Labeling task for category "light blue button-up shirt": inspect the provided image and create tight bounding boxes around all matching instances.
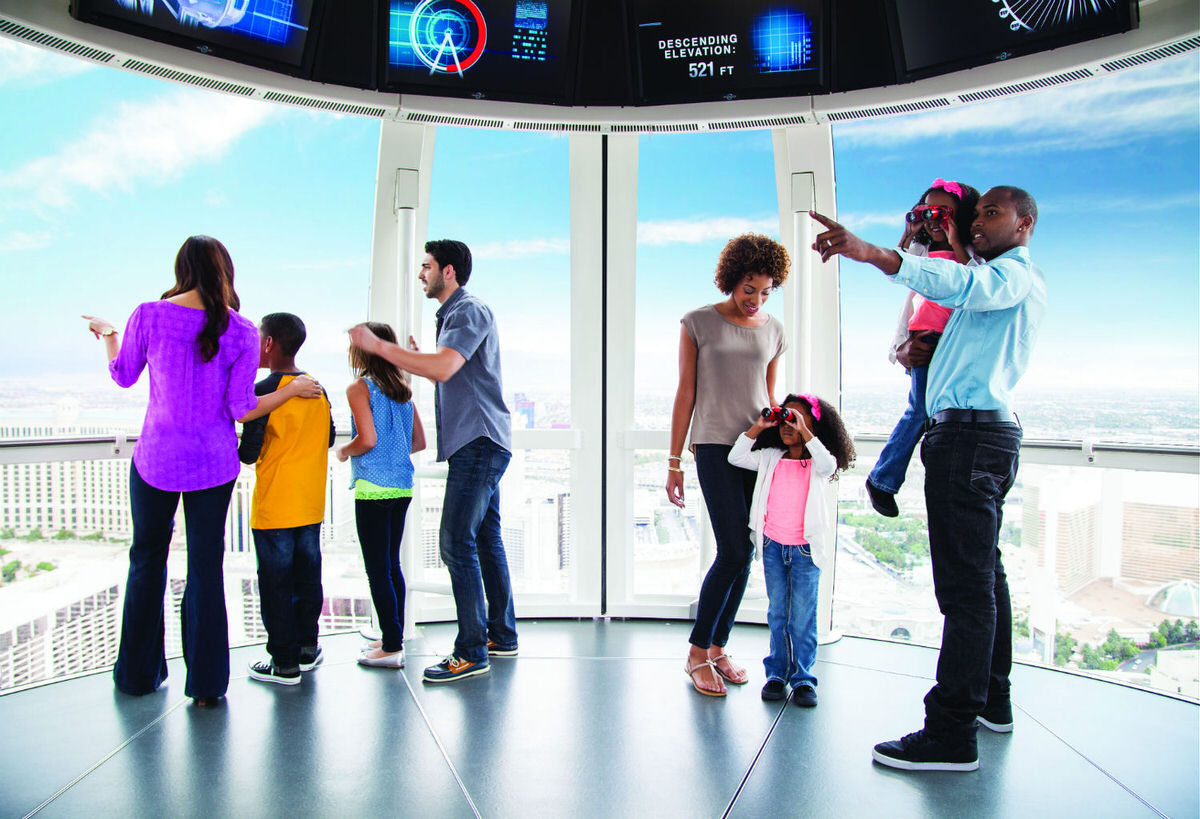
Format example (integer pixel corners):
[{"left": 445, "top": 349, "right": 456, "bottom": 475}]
[
  {"left": 891, "top": 246, "right": 1046, "bottom": 417},
  {"left": 434, "top": 287, "right": 512, "bottom": 461}
]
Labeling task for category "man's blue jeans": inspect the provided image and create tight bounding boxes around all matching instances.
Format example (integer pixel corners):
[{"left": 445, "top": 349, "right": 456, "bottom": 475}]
[
  {"left": 252, "top": 523, "right": 323, "bottom": 669},
  {"left": 440, "top": 437, "right": 517, "bottom": 663},
  {"left": 868, "top": 364, "right": 929, "bottom": 494},
  {"left": 115, "top": 462, "right": 234, "bottom": 699},
  {"left": 762, "top": 536, "right": 820, "bottom": 689},
  {"left": 920, "top": 419, "right": 1020, "bottom": 740}
]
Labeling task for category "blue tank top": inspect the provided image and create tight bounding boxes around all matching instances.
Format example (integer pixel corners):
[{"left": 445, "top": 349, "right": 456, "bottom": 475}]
[{"left": 349, "top": 377, "right": 414, "bottom": 492}]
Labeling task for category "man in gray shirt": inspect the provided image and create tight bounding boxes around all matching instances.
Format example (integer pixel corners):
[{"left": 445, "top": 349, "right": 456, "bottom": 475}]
[{"left": 349, "top": 239, "right": 515, "bottom": 683}]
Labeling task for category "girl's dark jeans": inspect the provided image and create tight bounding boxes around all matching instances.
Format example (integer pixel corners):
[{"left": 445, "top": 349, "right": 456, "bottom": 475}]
[{"left": 355, "top": 496, "right": 412, "bottom": 653}]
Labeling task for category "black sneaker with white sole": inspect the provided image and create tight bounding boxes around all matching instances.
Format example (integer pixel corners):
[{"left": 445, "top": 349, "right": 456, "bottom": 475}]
[
  {"left": 298, "top": 645, "right": 324, "bottom": 671},
  {"left": 872, "top": 730, "right": 978, "bottom": 772},
  {"left": 248, "top": 660, "right": 301, "bottom": 686},
  {"left": 977, "top": 699, "right": 1013, "bottom": 733}
]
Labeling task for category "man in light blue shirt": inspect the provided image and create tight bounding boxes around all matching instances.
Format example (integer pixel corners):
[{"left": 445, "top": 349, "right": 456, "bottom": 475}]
[
  {"left": 349, "top": 239, "right": 516, "bottom": 684},
  {"left": 812, "top": 186, "right": 1045, "bottom": 772}
]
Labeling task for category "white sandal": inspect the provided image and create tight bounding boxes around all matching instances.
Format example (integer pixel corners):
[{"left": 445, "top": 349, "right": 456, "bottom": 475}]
[{"left": 684, "top": 659, "right": 727, "bottom": 697}]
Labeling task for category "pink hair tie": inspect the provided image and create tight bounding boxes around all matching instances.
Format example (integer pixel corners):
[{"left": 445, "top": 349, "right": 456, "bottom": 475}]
[
  {"left": 932, "top": 178, "right": 964, "bottom": 200},
  {"left": 798, "top": 394, "right": 821, "bottom": 421}
]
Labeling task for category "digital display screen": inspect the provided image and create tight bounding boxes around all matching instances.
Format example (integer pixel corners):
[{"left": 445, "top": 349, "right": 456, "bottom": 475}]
[
  {"left": 632, "top": 0, "right": 826, "bottom": 104},
  {"left": 71, "top": 0, "right": 315, "bottom": 70},
  {"left": 892, "top": 0, "right": 1134, "bottom": 79},
  {"left": 382, "top": 0, "right": 576, "bottom": 103}
]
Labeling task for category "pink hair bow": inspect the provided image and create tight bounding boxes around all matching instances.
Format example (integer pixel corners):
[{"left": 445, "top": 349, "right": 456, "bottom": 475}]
[
  {"left": 798, "top": 394, "right": 821, "bottom": 421},
  {"left": 932, "top": 178, "right": 964, "bottom": 200}
]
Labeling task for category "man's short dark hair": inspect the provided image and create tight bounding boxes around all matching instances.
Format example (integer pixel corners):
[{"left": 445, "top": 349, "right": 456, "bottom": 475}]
[
  {"left": 991, "top": 186, "right": 1038, "bottom": 232},
  {"left": 425, "top": 239, "right": 473, "bottom": 285},
  {"left": 261, "top": 312, "right": 306, "bottom": 357}
]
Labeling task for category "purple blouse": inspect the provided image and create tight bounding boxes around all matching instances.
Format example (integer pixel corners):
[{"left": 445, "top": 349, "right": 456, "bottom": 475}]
[{"left": 109, "top": 301, "right": 259, "bottom": 492}]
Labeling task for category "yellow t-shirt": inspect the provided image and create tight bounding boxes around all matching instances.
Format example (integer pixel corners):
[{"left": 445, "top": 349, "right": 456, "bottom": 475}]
[{"left": 242, "top": 372, "right": 334, "bottom": 530}]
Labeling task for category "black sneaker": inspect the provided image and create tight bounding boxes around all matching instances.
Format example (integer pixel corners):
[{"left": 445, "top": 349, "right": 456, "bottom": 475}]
[
  {"left": 866, "top": 480, "right": 899, "bottom": 517},
  {"left": 872, "top": 730, "right": 978, "bottom": 772},
  {"left": 791, "top": 684, "right": 818, "bottom": 707},
  {"left": 761, "top": 680, "right": 786, "bottom": 701},
  {"left": 248, "top": 660, "right": 301, "bottom": 687},
  {"left": 977, "top": 699, "right": 1013, "bottom": 733},
  {"left": 298, "top": 645, "right": 323, "bottom": 671}
]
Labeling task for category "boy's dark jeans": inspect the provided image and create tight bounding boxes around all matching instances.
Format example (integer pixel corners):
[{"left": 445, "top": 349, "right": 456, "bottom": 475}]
[
  {"left": 689, "top": 444, "right": 756, "bottom": 649},
  {"left": 920, "top": 420, "right": 1019, "bottom": 740},
  {"left": 115, "top": 462, "right": 234, "bottom": 699},
  {"left": 252, "top": 523, "right": 323, "bottom": 669}
]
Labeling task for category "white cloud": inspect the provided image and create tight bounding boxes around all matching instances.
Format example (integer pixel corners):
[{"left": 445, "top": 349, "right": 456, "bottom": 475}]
[
  {"left": 638, "top": 215, "right": 778, "bottom": 245},
  {"left": 473, "top": 238, "right": 571, "bottom": 259},
  {"left": 836, "top": 54, "right": 1199, "bottom": 151},
  {"left": 0, "top": 230, "right": 54, "bottom": 251},
  {"left": 0, "top": 39, "right": 96, "bottom": 87},
  {"left": 0, "top": 88, "right": 276, "bottom": 210},
  {"left": 840, "top": 211, "right": 906, "bottom": 232}
]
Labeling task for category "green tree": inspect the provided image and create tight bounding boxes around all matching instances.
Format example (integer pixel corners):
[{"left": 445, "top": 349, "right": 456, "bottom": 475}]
[
  {"left": 53, "top": 529, "right": 76, "bottom": 540},
  {"left": 1054, "top": 632, "right": 1077, "bottom": 667},
  {"left": 35, "top": 561, "right": 56, "bottom": 573},
  {"left": 1012, "top": 613, "right": 1030, "bottom": 640},
  {"left": 82, "top": 531, "right": 106, "bottom": 541},
  {"left": 0, "top": 526, "right": 14, "bottom": 539},
  {"left": 1185, "top": 620, "right": 1199, "bottom": 643},
  {"left": 22, "top": 527, "right": 44, "bottom": 542},
  {"left": 2, "top": 560, "right": 20, "bottom": 583},
  {"left": 1100, "top": 629, "right": 1138, "bottom": 663},
  {"left": 1147, "top": 631, "right": 1167, "bottom": 649}
]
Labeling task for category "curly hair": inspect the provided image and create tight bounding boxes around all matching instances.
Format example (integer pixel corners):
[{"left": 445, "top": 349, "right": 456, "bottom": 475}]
[
  {"left": 714, "top": 233, "right": 790, "bottom": 294},
  {"left": 752, "top": 394, "right": 856, "bottom": 480}
]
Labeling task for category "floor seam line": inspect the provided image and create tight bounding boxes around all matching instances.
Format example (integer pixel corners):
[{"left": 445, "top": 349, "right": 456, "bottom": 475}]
[
  {"left": 1018, "top": 707, "right": 1168, "bottom": 818},
  {"left": 22, "top": 697, "right": 189, "bottom": 819},
  {"left": 400, "top": 671, "right": 484, "bottom": 819},
  {"left": 721, "top": 698, "right": 789, "bottom": 819}
]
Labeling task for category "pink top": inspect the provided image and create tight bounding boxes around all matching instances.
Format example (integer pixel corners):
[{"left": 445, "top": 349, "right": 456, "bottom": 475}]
[
  {"left": 109, "top": 300, "right": 260, "bottom": 492},
  {"left": 762, "top": 457, "right": 812, "bottom": 545},
  {"left": 907, "top": 250, "right": 956, "bottom": 333}
]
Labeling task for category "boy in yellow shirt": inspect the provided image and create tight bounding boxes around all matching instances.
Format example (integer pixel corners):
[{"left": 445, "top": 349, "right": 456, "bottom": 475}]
[{"left": 239, "top": 313, "right": 335, "bottom": 685}]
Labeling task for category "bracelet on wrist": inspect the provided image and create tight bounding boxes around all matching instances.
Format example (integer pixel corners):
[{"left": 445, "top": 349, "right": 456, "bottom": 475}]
[
  {"left": 667, "top": 466, "right": 683, "bottom": 474},
  {"left": 667, "top": 455, "right": 681, "bottom": 462}
]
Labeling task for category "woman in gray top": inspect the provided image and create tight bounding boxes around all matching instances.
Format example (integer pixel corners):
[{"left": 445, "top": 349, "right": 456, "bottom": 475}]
[{"left": 668, "top": 234, "right": 790, "bottom": 696}]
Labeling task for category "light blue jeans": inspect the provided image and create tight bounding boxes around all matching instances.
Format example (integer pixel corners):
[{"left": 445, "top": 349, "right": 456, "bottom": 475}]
[{"left": 762, "top": 535, "right": 820, "bottom": 689}]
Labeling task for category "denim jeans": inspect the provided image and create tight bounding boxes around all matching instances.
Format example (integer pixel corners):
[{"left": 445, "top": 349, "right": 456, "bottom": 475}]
[
  {"left": 762, "top": 536, "right": 820, "bottom": 688},
  {"left": 114, "top": 462, "right": 234, "bottom": 699},
  {"left": 355, "top": 497, "right": 411, "bottom": 653},
  {"left": 868, "top": 364, "right": 929, "bottom": 494},
  {"left": 441, "top": 437, "right": 516, "bottom": 663},
  {"left": 921, "top": 420, "right": 1020, "bottom": 740},
  {"left": 252, "top": 523, "right": 323, "bottom": 669},
  {"left": 689, "top": 444, "right": 756, "bottom": 649}
]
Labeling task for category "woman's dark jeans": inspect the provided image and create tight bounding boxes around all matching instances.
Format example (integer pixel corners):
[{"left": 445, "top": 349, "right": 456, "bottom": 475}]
[
  {"left": 355, "top": 497, "right": 412, "bottom": 653},
  {"left": 689, "top": 444, "right": 757, "bottom": 649},
  {"left": 114, "top": 462, "right": 235, "bottom": 699}
]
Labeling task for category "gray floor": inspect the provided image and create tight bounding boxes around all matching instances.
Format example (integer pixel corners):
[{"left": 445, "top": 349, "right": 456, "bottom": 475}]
[{"left": 1, "top": 620, "right": 1196, "bottom": 818}]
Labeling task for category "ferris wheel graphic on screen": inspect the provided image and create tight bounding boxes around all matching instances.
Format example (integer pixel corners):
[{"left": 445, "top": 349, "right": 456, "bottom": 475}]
[
  {"left": 993, "top": 0, "right": 1117, "bottom": 32},
  {"left": 409, "top": 0, "right": 488, "bottom": 76}
]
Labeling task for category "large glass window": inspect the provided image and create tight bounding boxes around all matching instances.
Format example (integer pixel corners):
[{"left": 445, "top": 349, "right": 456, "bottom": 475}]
[{"left": 830, "top": 53, "right": 1200, "bottom": 697}]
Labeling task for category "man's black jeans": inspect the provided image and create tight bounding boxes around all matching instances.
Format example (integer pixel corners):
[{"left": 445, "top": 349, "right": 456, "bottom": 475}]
[{"left": 920, "top": 419, "right": 1021, "bottom": 740}]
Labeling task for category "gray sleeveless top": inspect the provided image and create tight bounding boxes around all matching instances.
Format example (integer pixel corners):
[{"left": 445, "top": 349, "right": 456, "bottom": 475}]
[{"left": 682, "top": 305, "right": 786, "bottom": 448}]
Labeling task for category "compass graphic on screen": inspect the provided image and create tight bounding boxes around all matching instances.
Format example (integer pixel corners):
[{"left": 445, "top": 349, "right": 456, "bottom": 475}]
[
  {"left": 409, "top": 0, "right": 487, "bottom": 76},
  {"left": 992, "top": 0, "right": 1117, "bottom": 32}
]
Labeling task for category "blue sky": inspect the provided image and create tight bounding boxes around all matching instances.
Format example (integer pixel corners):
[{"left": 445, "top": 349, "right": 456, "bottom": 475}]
[{"left": 0, "top": 37, "right": 1196, "bottom": 419}]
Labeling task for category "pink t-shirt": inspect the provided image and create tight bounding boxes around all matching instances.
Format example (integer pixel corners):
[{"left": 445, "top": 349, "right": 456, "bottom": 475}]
[
  {"left": 763, "top": 457, "right": 812, "bottom": 545},
  {"left": 907, "top": 250, "right": 956, "bottom": 333}
]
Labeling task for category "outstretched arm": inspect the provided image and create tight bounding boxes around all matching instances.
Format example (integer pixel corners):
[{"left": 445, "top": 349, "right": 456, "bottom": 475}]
[{"left": 809, "top": 211, "right": 902, "bottom": 274}]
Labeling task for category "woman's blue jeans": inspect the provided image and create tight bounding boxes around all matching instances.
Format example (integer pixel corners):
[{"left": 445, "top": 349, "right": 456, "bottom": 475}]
[
  {"left": 868, "top": 364, "right": 929, "bottom": 494},
  {"left": 441, "top": 437, "right": 517, "bottom": 663},
  {"left": 762, "top": 536, "right": 820, "bottom": 688},
  {"left": 689, "top": 444, "right": 756, "bottom": 649},
  {"left": 355, "top": 497, "right": 411, "bottom": 653},
  {"left": 114, "top": 462, "right": 234, "bottom": 699}
]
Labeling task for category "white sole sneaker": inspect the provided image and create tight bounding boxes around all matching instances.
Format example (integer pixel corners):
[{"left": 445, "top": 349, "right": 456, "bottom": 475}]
[
  {"left": 357, "top": 650, "right": 405, "bottom": 668},
  {"left": 976, "top": 716, "right": 1013, "bottom": 733}
]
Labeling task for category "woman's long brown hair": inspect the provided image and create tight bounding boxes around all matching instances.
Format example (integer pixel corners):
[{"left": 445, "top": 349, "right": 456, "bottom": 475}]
[
  {"left": 349, "top": 322, "right": 412, "bottom": 403},
  {"left": 162, "top": 235, "right": 240, "bottom": 363}
]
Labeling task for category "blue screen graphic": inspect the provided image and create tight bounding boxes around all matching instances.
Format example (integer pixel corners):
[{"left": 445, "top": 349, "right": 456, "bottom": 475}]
[
  {"left": 751, "top": 8, "right": 814, "bottom": 73},
  {"left": 112, "top": 0, "right": 308, "bottom": 46}
]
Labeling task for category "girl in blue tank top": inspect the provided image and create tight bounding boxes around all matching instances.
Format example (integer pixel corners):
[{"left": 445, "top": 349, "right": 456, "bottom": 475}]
[{"left": 335, "top": 322, "right": 426, "bottom": 668}]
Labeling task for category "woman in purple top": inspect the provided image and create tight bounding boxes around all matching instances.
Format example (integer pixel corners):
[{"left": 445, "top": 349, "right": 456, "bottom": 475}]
[{"left": 84, "top": 235, "right": 320, "bottom": 706}]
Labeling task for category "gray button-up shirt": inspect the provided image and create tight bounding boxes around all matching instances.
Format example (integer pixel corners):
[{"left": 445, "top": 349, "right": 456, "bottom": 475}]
[{"left": 434, "top": 287, "right": 512, "bottom": 461}]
